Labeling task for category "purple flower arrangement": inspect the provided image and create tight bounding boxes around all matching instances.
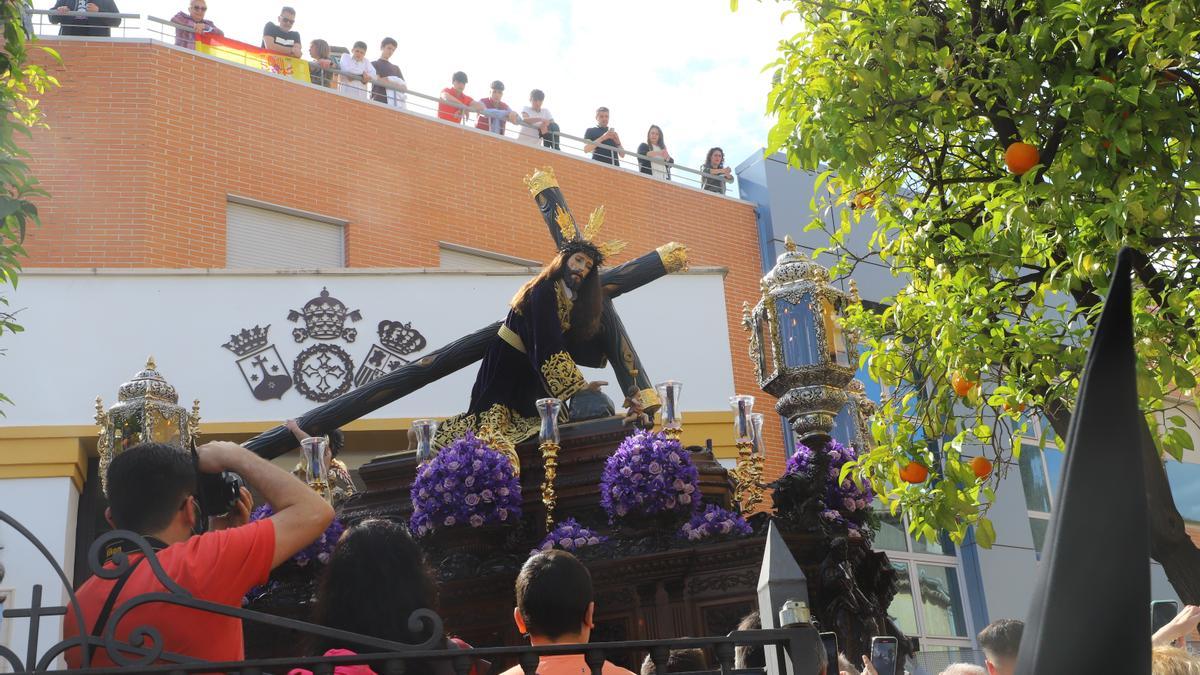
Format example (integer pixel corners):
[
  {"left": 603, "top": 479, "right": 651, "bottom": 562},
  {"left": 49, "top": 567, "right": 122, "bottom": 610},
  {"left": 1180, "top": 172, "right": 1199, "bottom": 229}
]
[
  {"left": 680, "top": 504, "right": 752, "bottom": 541},
  {"left": 534, "top": 518, "right": 609, "bottom": 554},
  {"left": 600, "top": 429, "right": 700, "bottom": 522},
  {"left": 249, "top": 503, "right": 344, "bottom": 566},
  {"left": 782, "top": 439, "right": 875, "bottom": 533},
  {"left": 409, "top": 432, "right": 522, "bottom": 536}
]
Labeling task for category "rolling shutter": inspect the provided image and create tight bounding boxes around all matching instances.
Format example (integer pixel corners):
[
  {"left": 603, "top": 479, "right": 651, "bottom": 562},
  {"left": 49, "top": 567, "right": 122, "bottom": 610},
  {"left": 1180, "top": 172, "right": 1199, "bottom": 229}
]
[{"left": 226, "top": 201, "right": 345, "bottom": 268}]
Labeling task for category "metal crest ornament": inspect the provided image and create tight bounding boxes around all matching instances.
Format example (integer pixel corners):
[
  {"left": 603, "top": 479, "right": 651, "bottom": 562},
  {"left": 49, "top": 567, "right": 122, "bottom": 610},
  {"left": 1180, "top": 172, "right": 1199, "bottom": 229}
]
[
  {"left": 288, "top": 287, "right": 363, "bottom": 343},
  {"left": 745, "top": 236, "right": 859, "bottom": 443},
  {"left": 221, "top": 288, "right": 426, "bottom": 403},
  {"left": 656, "top": 242, "right": 690, "bottom": 274},
  {"left": 95, "top": 358, "right": 202, "bottom": 495}
]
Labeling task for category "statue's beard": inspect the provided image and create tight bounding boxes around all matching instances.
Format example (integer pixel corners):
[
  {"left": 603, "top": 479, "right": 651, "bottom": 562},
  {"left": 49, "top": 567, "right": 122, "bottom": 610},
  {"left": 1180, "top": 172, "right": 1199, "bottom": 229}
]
[{"left": 563, "top": 269, "right": 586, "bottom": 291}]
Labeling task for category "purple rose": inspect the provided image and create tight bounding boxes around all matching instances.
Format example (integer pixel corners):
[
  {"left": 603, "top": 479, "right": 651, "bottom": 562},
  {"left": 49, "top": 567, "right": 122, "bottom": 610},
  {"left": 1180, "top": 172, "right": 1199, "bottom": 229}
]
[
  {"left": 649, "top": 461, "right": 662, "bottom": 475},
  {"left": 444, "top": 515, "right": 457, "bottom": 526},
  {"left": 465, "top": 493, "right": 480, "bottom": 506},
  {"left": 469, "top": 514, "right": 484, "bottom": 527}
]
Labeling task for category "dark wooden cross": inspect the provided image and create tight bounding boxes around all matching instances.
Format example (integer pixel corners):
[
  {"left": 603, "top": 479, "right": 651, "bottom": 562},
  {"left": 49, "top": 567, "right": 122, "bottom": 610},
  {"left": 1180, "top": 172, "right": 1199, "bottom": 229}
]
[{"left": 245, "top": 167, "right": 687, "bottom": 460}]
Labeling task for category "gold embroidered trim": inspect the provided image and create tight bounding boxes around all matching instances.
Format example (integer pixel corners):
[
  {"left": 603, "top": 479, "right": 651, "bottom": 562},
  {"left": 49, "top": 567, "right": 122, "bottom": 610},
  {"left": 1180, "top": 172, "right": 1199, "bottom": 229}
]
[
  {"left": 637, "top": 387, "right": 661, "bottom": 411},
  {"left": 433, "top": 403, "right": 540, "bottom": 475},
  {"left": 656, "top": 242, "right": 690, "bottom": 273},
  {"left": 499, "top": 324, "right": 526, "bottom": 353},
  {"left": 556, "top": 282, "right": 573, "bottom": 332},
  {"left": 523, "top": 166, "right": 560, "bottom": 196},
  {"left": 541, "top": 350, "right": 586, "bottom": 401}
]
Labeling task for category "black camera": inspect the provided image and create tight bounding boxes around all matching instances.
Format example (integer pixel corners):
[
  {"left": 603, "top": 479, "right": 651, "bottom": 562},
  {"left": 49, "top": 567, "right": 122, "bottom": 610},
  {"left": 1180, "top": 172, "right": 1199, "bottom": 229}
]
[
  {"left": 196, "top": 469, "right": 244, "bottom": 519},
  {"left": 189, "top": 440, "right": 244, "bottom": 519}
]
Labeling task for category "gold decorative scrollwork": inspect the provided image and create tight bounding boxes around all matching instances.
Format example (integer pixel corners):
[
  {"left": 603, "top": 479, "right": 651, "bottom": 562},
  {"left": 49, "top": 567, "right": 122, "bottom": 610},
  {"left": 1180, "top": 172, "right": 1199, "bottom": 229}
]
[
  {"left": 656, "top": 242, "right": 690, "bottom": 273},
  {"left": 555, "top": 282, "right": 574, "bottom": 332},
  {"left": 524, "top": 166, "right": 560, "bottom": 196},
  {"left": 540, "top": 351, "right": 586, "bottom": 401}
]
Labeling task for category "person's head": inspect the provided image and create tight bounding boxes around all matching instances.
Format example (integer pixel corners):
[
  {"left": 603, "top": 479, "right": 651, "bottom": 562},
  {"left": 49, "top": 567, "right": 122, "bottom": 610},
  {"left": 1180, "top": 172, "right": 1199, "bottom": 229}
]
[
  {"left": 837, "top": 653, "right": 860, "bottom": 675},
  {"left": 278, "top": 6, "right": 296, "bottom": 28},
  {"left": 312, "top": 519, "right": 440, "bottom": 656},
  {"left": 380, "top": 37, "right": 397, "bottom": 60},
  {"left": 451, "top": 71, "right": 468, "bottom": 92},
  {"left": 327, "top": 428, "right": 345, "bottom": 459},
  {"left": 705, "top": 147, "right": 725, "bottom": 169},
  {"left": 977, "top": 619, "right": 1023, "bottom": 675},
  {"left": 595, "top": 106, "right": 610, "bottom": 127},
  {"left": 938, "top": 665, "right": 986, "bottom": 675},
  {"left": 510, "top": 247, "right": 603, "bottom": 340},
  {"left": 513, "top": 550, "right": 594, "bottom": 643},
  {"left": 187, "top": 0, "right": 207, "bottom": 22},
  {"left": 530, "top": 88, "right": 545, "bottom": 109},
  {"left": 646, "top": 124, "right": 664, "bottom": 148},
  {"left": 309, "top": 38, "right": 330, "bottom": 60},
  {"left": 734, "top": 610, "right": 764, "bottom": 669},
  {"left": 490, "top": 80, "right": 505, "bottom": 101},
  {"left": 1153, "top": 645, "right": 1200, "bottom": 675},
  {"left": 105, "top": 442, "right": 198, "bottom": 542},
  {"left": 351, "top": 40, "right": 367, "bottom": 60},
  {"left": 640, "top": 648, "right": 708, "bottom": 675}
]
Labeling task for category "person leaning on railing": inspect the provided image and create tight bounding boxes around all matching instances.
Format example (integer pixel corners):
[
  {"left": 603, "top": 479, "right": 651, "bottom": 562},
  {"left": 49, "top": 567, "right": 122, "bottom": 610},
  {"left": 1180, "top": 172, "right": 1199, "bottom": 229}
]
[
  {"left": 262, "top": 5, "right": 302, "bottom": 58},
  {"left": 337, "top": 40, "right": 376, "bottom": 102},
  {"left": 62, "top": 441, "right": 334, "bottom": 667},
  {"left": 699, "top": 147, "right": 734, "bottom": 195},
  {"left": 475, "top": 80, "right": 520, "bottom": 135},
  {"left": 438, "top": 71, "right": 485, "bottom": 124},
  {"left": 370, "top": 37, "right": 406, "bottom": 107},
  {"left": 48, "top": 0, "right": 121, "bottom": 37},
  {"left": 308, "top": 39, "right": 339, "bottom": 88},
  {"left": 519, "top": 89, "right": 559, "bottom": 150},
  {"left": 171, "top": 0, "right": 222, "bottom": 49},
  {"left": 636, "top": 125, "right": 673, "bottom": 181}
]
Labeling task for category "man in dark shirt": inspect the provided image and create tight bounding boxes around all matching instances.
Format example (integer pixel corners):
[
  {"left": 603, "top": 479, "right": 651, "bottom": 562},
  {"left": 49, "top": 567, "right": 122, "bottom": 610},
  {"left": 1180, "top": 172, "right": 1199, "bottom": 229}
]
[
  {"left": 371, "top": 37, "right": 403, "bottom": 104},
  {"left": 262, "top": 6, "right": 301, "bottom": 57},
  {"left": 49, "top": 0, "right": 121, "bottom": 37},
  {"left": 584, "top": 107, "right": 625, "bottom": 166}
]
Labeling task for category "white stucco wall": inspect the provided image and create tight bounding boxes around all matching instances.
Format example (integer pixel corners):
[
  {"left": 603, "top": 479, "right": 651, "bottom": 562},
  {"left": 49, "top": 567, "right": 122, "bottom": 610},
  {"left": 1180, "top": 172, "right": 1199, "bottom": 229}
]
[
  {"left": 0, "top": 477, "right": 79, "bottom": 670},
  {"left": 0, "top": 268, "right": 736, "bottom": 426}
]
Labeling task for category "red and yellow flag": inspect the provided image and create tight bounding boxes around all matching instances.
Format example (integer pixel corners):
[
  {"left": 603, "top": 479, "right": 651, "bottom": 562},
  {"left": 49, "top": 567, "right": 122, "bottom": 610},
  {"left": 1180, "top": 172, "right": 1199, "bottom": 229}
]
[{"left": 196, "top": 33, "right": 311, "bottom": 83}]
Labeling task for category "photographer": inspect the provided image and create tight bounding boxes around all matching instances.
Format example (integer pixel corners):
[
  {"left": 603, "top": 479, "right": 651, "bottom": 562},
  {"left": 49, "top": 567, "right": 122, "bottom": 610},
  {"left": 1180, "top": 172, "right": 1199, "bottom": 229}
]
[{"left": 64, "top": 441, "right": 334, "bottom": 667}]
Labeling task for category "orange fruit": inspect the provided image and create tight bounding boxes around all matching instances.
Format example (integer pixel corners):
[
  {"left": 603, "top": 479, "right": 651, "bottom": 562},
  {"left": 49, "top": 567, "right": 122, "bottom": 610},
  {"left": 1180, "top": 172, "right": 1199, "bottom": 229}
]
[
  {"left": 900, "top": 462, "right": 929, "bottom": 484},
  {"left": 1005, "top": 142, "right": 1040, "bottom": 175},
  {"left": 853, "top": 191, "right": 876, "bottom": 209},
  {"left": 1003, "top": 401, "right": 1026, "bottom": 413},
  {"left": 951, "top": 372, "right": 975, "bottom": 398},
  {"left": 971, "top": 456, "right": 993, "bottom": 479}
]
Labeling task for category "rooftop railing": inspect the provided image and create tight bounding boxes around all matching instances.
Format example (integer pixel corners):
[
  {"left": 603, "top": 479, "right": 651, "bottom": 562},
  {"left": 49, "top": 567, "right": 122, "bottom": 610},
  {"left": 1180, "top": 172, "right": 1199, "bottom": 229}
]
[{"left": 23, "top": 8, "right": 740, "bottom": 198}]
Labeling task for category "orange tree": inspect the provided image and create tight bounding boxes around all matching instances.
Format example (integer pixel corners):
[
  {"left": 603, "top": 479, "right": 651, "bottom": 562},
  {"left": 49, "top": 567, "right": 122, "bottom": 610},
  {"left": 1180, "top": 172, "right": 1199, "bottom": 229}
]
[
  {"left": 1, "top": 2, "right": 58, "bottom": 413},
  {"left": 757, "top": 0, "right": 1200, "bottom": 598}
]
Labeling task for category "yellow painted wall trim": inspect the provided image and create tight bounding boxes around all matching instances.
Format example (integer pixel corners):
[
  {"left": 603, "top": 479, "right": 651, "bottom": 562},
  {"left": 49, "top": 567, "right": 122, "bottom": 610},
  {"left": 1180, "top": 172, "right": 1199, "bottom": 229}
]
[{"left": 0, "top": 437, "right": 87, "bottom": 491}]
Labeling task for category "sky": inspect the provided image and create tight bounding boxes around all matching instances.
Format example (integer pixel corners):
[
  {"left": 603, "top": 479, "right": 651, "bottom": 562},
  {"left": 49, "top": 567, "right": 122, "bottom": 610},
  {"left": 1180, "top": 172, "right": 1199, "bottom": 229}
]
[{"left": 120, "top": 0, "right": 797, "bottom": 179}]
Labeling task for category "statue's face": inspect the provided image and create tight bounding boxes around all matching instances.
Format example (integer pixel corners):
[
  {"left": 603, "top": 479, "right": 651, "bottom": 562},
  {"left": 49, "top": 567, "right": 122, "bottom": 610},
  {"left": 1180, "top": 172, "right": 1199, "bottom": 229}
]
[{"left": 563, "top": 252, "right": 595, "bottom": 291}]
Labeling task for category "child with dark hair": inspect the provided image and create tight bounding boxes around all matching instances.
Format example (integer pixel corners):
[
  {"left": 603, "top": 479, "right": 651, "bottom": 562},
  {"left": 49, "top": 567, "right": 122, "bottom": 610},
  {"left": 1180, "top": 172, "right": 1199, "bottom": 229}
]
[
  {"left": 977, "top": 619, "right": 1023, "bottom": 675},
  {"left": 291, "top": 519, "right": 485, "bottom": 675},
  {"left": 500, "top": 550, "right": 635, "bottom": 675},
  {"left": 639, "top": 648, "right": 708, "bottom": 675},
  {"left": 337, "top": 40, "right": 376, "bottom": 101}
]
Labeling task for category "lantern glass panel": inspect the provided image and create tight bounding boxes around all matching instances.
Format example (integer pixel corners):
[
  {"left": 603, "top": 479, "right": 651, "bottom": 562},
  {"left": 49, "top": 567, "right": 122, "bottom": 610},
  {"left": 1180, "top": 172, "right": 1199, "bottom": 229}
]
[
  {"left": 754, "top": 313, "right": 770, "bottom": 374},
  {"left": 831, "top": 400, "right": 857, "bottom": 447},
  {"left": 821, "top": 297, "right": 851, "bottom": 367},
  {"left": 775, "top": 297, "right": 820, "bottom": 367},
  {"left": 146, "top": 409, "right": 182, "bottom": 446}
]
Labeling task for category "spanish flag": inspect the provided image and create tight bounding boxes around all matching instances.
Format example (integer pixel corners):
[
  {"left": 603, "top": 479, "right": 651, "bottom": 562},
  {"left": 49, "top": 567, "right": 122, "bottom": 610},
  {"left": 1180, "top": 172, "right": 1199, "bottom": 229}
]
[{"left": 196, "top": 33, "right": 310, "bottom": 84}]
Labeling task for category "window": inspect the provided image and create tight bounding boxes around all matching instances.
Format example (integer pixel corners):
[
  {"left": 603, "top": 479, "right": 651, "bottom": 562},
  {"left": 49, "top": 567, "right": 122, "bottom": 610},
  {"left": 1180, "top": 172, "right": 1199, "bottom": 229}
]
[
  {"left": 225, "top": 196, "right": 346, "bottom": 268},
  {"left": 1017, "top": 420, "right": 1063, "bottom": 557},
  {"left": 875, "top": 502, "right": 973, "bottom": 651}
]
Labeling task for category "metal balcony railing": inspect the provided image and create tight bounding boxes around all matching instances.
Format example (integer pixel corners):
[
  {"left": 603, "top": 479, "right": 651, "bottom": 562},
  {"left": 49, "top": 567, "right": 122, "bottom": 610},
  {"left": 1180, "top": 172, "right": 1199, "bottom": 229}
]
[{"left": 23, "top": 8, "right": 740, "bottom": 198}]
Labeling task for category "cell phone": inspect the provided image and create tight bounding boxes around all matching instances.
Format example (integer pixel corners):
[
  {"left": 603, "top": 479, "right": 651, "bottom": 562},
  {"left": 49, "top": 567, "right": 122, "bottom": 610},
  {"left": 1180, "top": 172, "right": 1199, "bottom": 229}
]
[
  {"left": 819, "top": 632, "right": 838, "bottom": 670},
  {"left": 1153, "top": 600, "right": 1180, "bottom": 633},
  {"left": 870, "top": 636, "right": 898, "bottom": 675}
]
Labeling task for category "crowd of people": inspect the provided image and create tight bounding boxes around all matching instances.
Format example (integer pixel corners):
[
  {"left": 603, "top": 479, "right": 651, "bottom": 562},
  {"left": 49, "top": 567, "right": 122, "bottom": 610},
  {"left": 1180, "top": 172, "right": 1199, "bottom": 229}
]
[
  {"left": 42, "top": 2, "right": 738, "bottom": 196},
  {"left": 56, "top": 437, "right": 1200, "bottom": 674}
]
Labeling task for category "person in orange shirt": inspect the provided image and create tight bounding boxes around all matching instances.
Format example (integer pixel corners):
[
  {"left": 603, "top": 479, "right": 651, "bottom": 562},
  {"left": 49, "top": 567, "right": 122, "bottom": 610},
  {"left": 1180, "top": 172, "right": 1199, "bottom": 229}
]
[
  {"left": 63, "top": 441, "right": 334, "bottom": 668},
  {"left": 500, "top": 550, "right": 635, "bottom": 675}
]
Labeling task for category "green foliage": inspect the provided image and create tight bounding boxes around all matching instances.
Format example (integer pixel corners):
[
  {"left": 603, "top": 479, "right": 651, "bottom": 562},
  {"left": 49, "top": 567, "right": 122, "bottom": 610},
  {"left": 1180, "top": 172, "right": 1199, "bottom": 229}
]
[
  {"left": 764, "top": 0, "right": 1200, "bottom": 545},
  {"left": 1, "top": 1, "right": 59, "bottom": 412}
]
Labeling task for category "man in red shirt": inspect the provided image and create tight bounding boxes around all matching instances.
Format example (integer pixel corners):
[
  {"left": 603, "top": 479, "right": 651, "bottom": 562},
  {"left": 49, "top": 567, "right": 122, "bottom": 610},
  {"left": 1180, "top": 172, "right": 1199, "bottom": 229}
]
[
  {"left": 63, "top": 440, "right": 334, "bottom": 668},
  {"left": 475, "top": 80, "right": 520, "bottom": 135},
  {"left": 438, "top": 71, "right": 485, "bottom": 123}
]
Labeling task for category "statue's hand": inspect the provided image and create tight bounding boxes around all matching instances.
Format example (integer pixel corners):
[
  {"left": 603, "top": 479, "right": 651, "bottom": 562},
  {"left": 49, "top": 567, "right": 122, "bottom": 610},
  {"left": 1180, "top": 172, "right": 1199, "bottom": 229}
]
[
  {"left": 622, "top": 389, "right": 650, "bottom": 427},
  {"left": 585, "top": 380, "right": 608, "bottom": 393}
]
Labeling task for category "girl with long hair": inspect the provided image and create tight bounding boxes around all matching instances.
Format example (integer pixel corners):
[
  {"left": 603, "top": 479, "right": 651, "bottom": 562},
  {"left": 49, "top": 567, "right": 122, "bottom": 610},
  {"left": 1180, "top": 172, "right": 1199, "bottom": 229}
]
[
  {"left": 700, "top": 147, "right": 734, "bottom": 195},
  {"left": 636, "top": 125, "right": 673, "bottom": 180}
]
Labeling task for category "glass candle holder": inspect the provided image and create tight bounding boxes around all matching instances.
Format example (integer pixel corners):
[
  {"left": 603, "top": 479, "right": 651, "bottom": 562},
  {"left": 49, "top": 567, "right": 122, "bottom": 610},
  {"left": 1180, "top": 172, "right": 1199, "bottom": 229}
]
[
  {"left": 411, "top": 419, "right": 437, "bottom": 463},
  {"left": 300, "top": 436, "right": 329, "bottom": 487},
  {"left": 656, "top": 380, "right": 683, "bottom": 431},
  {"left": 536, "top": 398, "right": 562, "bottom": 445},
  {"left": 730, "top": 395, "right": 756, "bottom": 444}
]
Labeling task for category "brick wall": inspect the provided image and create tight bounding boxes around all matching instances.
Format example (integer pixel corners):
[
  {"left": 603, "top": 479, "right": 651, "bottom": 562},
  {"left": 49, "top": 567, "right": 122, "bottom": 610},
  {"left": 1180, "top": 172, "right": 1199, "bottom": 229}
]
[{"left": 23, "top": 40, "right": 787, "bottom": 477}]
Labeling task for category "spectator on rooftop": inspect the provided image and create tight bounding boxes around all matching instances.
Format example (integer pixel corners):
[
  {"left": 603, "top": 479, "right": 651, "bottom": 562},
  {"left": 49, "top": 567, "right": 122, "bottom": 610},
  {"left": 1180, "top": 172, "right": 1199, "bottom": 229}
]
[
  {"left": 499, "top": 550, "right": 635, "bottom": 675},
  {"left": 171, "top": 0, "right": 221, "bottom": 49},
  {"left": 263, "top": 6, "right": 301, "bottom": 57},
  {"left": 49, "top": 0, "right": 121, "bottom": 37},
  {"left": 475, "top": 80, "right": 520, "bottom": 135},
  {"left": 700, "top": 147, "right": 734, "bottom": 195},
  {"left": 308, "top": 39, "right": 338, "bottom": 88},
  {"left": 519, "top": 89, "right": 559, "bottom": 150},
  {"left": 637, "top": 125, "right": 673, "bottom": 180},
  {"left": 337, "top": 41, "right": 376, "bottom": 101},
  {"left": 438, "top": 71, "right": 485, "bottom": 124},
  {"left": 584, "top": 107, "right": 626, "bottom": 166},
  {"left": 370, "top": 37, "right": 407, "bottom": 108}
]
